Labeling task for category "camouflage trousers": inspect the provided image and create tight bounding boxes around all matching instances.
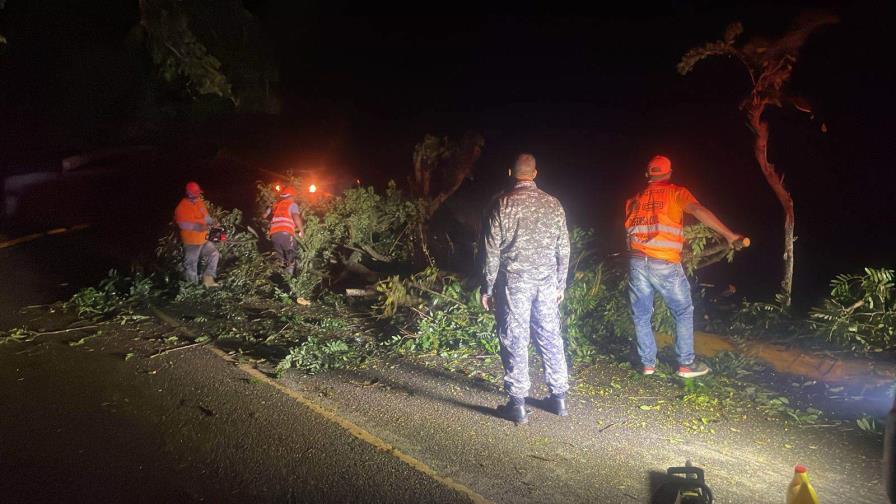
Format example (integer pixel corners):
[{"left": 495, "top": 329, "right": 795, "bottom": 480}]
[{"left": 495, "top": 274, "right": 570, "bottom": 399}]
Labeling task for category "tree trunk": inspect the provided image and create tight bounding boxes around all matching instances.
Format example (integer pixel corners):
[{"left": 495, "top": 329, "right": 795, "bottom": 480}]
[
  {"left": 426, "top": 138, "right": 482, "bottom": 217},
  {"left": 748, "top": 104, "right": 794, "bottom": 307}
]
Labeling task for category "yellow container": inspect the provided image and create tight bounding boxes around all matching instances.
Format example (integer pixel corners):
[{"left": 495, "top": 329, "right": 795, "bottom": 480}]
[{"left": 787, "top": 465, "right": 820, "bottom": 504}]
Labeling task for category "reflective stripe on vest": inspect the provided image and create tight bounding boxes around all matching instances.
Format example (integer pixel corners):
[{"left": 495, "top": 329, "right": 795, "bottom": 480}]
[
  {"left": 624, "top": 182, "right": 687, "bottom": 263},
  {"left": 632, "top": 238, "right": 684, "bottom": 250},
  {"left": 624, "top": 224, "right": 683, "bottom": 237},
  {"left": 269, "top": 199, "right": 296, "bottom": 236}
]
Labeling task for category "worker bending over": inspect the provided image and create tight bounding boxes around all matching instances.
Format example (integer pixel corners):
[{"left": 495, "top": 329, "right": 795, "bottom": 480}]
[{"left": 174, "top": 181, "right": 220, "bottom": 287}]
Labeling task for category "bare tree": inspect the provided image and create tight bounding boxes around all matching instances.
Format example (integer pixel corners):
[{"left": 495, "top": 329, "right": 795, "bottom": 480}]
[
  {"left": 411, "top": 131, "right": 485, "bottom": 217},
  {"left": 678, "top": 13, "right": 837, "bottom": 307}
]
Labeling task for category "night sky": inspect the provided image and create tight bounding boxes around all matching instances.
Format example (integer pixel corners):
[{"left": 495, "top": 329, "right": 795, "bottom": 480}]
[{"left": 1, "top": 1, "right": 893, "bottom": 307}]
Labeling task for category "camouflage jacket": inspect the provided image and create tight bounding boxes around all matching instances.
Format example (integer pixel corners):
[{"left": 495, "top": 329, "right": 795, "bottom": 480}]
[{"left": 482, "top": 180, "right": 570, "bottom": 295}]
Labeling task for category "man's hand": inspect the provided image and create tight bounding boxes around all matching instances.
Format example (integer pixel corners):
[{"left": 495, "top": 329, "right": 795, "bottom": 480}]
[
  {"left": 178, "top": 222, "right": 208, "bottom": 232},
  {"left": 557, "top": 290, "right": 565, "bottom": 304},
  {"left": 726, "top": 233, "right": 750, "bottom": 249},
  {"left": 297, "top": 230, "right": 304, "bottom": 239},
  {"left": 480, "top": 293, "right": 492, "bottom": 311}
]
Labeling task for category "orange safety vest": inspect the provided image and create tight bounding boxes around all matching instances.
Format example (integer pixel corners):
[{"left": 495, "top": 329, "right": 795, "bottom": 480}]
[
  {"left": 269, "top": 198, "right": 297, "bottom": 236},
  {"left": 624, "top": 181, "right": 696, "bottom": 263},
  {"left": 174, "top": 198, "right": 209, "bottom": 246}
]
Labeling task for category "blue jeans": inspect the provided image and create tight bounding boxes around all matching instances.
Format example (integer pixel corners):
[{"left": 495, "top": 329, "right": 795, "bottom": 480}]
[{"left": 628, "top": 257, "right": 694, "bottom": 367}]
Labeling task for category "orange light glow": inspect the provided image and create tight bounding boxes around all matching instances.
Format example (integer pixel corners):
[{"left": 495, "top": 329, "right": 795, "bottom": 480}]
[{"left": 309, "top": 184, "right": 317, "bottom": 193}]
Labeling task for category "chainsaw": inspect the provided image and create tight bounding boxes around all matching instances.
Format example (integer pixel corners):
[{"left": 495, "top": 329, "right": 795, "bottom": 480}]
[
  {"left": 207, "top": 226, "right": 227, "bottom": 243},
  {"left": 653, "top": 461, "right": 714, "bottom": 504}
]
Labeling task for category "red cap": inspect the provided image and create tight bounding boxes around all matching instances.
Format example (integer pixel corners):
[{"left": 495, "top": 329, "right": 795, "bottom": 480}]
[
  {"left": 280, "top": 186, "right": 298, "bottom": 198},
  {"left": 185, "top": 181, "right": 202, "bottom": 197},
  {"left": 794, "top": 464, "right": 808, "bottom": 474},
  {"left": 647, "top": 155, "right": 672, "bottom": 176}
]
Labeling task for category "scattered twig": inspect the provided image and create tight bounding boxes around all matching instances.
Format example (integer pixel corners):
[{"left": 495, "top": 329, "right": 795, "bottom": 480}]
[
  {"left": 528, "top": 454, "right": 559, "bottom": 462},
  {"left": 30, "top": 325, "right": 99, "bottom": 336},
  {"left": 345, "top": 288, "right": 376, "bottom": 297},
  {"left": 150, "top": 341, "right": 206, "bottom": 358},
  {"left": 598, "top": 422, "right": 619, "bottom": 433},
  {"left": 413, "top": 285, "right": 466, "bottom": 307},
  {"left": 409, "top": 307, "right": 433, "bottom": 320},
  {"left": 19, "top": 304, "right": 52, "bottom": 311},
  {"left": 388, "top": 223, "right": 411, "bottom": 256}
]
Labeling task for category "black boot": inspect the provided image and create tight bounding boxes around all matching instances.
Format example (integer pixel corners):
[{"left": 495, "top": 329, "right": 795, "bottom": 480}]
[
  {"left": 497, "top": 396, "right": 528, "bottom": 424},
  {"left": 548, "top": 393, "right": 568, "bottom": 417}
]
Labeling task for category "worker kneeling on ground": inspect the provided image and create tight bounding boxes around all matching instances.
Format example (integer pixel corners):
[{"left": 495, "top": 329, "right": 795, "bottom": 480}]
[
  {"left": 174, "top": 181, "right": 220, "bottom": 288},
  {"left": 268, "top": 185, "right": 304, "bottom": 276},
  {"left": 625, "top": 155, "right": 743, "bottom": 378},
  {"left": 481, "top": 153, "right": 571, "bottom": 424}
]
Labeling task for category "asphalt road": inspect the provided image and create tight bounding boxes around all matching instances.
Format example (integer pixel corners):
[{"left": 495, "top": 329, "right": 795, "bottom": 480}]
[
  {"left": 0, "top": 233, "right": 471, "bottom": 504},
  {"left": 1, "top": 230, "right": 889, "bottom": 504},
  {"left": 286, "top": 357, "right": 888, "bottom": 503}
]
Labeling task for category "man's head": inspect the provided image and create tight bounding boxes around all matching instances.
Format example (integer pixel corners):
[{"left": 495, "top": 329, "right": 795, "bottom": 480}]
[
  {"left": 185, "top": 181, "right": 202, "bottom": 199},
  {"left": 512, "top": 153, "right": 537, "bottom": 180},
  {"left": 646, "top": 155, "right": 672, "bottom": 182}
]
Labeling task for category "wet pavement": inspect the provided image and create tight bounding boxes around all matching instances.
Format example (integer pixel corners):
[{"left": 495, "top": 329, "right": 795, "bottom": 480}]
[
  {"left": 283, "top": 357, "right": 888, "bottom": 503},
  {"left": 0, "top": 231, "right": 890, "bottom": 503},
  {"left": 0, "top": 232, "right": 471, "bottom": 503}
]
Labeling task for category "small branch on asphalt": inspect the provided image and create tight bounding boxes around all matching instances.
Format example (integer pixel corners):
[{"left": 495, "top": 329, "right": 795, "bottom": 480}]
[
  {"left": 345, "top": 288, "right": 376, "bottom": 297},
  {"left": 150, "top": 341, "right": 206, "bottom": 358},
  {"left": 19, "top": 304, "right": 52, "bottom": 311},
  {"left": 30, "top": 325, "right": 99, "bottom": 336},
  {"left": 528, "top": 454, "right": 559, "bottom": 462},
  {"left": 598, "top": 422, "right": 619, "bottom": 433}
]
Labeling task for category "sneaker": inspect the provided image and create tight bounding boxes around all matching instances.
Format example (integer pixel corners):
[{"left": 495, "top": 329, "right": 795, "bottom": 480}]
[
  {"left": 641, "top": 366, "right": 656, "bottom": 376},
  {"left": 677, "top": 361, "right": 711, "bottom": 378}
]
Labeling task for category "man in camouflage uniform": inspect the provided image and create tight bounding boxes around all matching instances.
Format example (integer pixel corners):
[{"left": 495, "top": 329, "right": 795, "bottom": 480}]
[{"left": 481, "top": 153, "right": 571, "bottom": 424}]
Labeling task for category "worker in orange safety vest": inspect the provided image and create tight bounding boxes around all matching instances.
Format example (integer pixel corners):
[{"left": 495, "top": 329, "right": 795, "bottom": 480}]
[
  {"left": 625, "top": 155, "right": 743, "bottom": 378},
  {"left": 268, "top": 185, "right": 304, "bottom": 276},
  {"left": 174, "top": 181, "right": 220, "bottom": 287}
]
